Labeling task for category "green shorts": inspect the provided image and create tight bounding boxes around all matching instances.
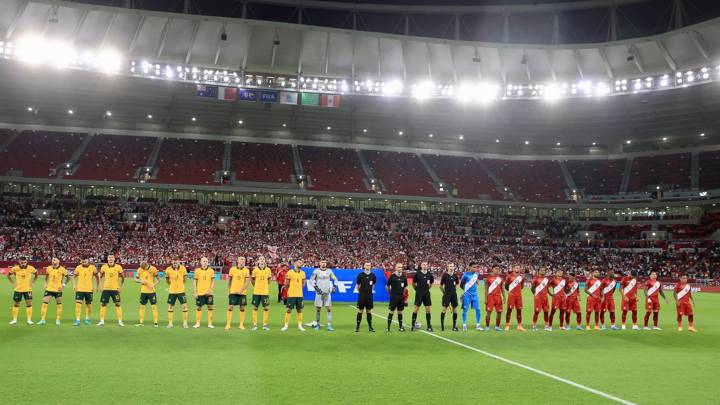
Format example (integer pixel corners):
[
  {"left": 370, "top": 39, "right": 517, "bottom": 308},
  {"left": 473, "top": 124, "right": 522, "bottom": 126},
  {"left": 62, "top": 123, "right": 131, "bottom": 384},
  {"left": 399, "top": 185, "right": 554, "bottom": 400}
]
[
  {"left": 286, "top": 297, "right": 304, "bottom": 310},
  {"left": 196, "top": 295, "right": 214, "bottom": 307},
  {"left": 100, "top": 290, "right": 121, "bottom": 305},
  {"left": 252, "top": 294, "right": 269, "bottom": 308},
  {"left": 229, "top": 294, "right": 247, "bottom": 306},
  {"left": 12, "top": 291, "right": 32, "bottom": 302},
  {"left": 75, "top": 292, "right": 93, "bottom": 303},
  {"left": 44, "top": 291, "right": 62, "bottom": 299},
  {"left": 167, "top": 293, "right": 186, "bottom": 306},
  {"left": 140, "top": 293, "right": 157, "bottom": 305}
]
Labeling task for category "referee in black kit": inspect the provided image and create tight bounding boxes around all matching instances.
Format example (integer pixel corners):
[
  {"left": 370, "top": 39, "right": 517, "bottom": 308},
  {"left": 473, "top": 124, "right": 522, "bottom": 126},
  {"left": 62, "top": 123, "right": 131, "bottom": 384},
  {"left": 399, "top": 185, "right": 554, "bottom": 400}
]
[
  {"left": 411, "top": 261, "right": 434, "bottom": 332},
  {"left": 355, "top": 261, "right": 377, "bottom": 332},
  {"left": 386, "top": 262, "right": 408, "bottom": 332}
]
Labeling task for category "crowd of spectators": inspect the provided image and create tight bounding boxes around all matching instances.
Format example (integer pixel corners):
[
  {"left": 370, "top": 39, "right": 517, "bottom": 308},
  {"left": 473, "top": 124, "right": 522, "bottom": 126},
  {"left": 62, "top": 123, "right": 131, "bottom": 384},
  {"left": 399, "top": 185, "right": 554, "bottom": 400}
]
[{"left": 0, "top": 198, "right": 718, "bottom": 281}]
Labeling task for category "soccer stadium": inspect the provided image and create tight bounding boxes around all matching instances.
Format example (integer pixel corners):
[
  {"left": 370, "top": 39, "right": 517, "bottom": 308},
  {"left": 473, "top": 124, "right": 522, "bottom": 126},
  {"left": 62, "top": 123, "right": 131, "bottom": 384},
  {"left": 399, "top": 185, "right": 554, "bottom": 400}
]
[{"left": 1, "top": 0, "right": 720, "bottom": 403}]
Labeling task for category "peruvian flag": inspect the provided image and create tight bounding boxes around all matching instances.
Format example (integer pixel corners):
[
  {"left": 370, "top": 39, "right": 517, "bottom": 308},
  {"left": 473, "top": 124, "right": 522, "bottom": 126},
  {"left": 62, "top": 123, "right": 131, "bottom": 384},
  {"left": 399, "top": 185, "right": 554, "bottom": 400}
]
[
  {"left": 321, "top": 94, "right": 340, "bottom": 108},
  {"left": 217, "top": 86, "right": 238, "bottom": 101}
]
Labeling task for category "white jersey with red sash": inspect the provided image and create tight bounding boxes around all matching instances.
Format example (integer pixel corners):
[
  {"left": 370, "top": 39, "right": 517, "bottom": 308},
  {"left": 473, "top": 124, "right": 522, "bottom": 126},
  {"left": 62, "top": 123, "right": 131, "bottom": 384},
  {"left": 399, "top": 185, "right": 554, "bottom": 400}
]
[
  {"left": 507, "top": 275, "right": 523, "bottom": 295},
  {"left": 587, "top": 279, "right": 602, "bottom": 298},
  {"left": 534, "top": 277, "right": 549, "bottom": 296}
]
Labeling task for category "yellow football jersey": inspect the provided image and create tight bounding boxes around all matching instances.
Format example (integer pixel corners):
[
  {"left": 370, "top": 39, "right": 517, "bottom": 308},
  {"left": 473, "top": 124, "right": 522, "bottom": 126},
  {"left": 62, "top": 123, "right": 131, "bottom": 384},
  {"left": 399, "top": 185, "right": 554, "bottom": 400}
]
[
  {"left": 74, "top": 264, "right": 97, "bottom": 292},
  {"left": 286, "top": 269, "right": 305, "bottom": 298},
  {"left": 251, "top": 267, "right": 272, "bottom": 295},
  {"left": 100, "top": 264, "right": 124, "bottom": 291},
  {"left": 228, "top": 266, "right": 250, "bottom": 294},
  {"left": 137, "top": 266, "right": 158, "bottom": 293},
  {"left": 45, "top": 265, "right": 68, "bottom": 292},
  {"left": 11, "top": 265, "right": 36, "bottom": 292},
  {"left": 194, "top": 267, "right": 215, "bottom": 295},
  {"left": 165, "top": 266, "right": 187, "bottom": 294}
]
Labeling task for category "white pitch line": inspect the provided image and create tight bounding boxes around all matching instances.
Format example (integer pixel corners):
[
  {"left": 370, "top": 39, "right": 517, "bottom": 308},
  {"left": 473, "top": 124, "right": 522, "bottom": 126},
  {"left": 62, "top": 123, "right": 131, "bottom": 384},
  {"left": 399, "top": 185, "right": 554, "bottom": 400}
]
[{"left": 351, "top": 306, "right": 635, "bottom": 405}]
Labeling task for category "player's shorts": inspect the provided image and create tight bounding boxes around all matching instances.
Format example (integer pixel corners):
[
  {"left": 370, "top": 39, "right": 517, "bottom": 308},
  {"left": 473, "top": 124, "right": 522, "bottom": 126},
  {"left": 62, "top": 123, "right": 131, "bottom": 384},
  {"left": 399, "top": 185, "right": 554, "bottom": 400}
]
[
  {"left": 389, "top": 295, "right": 405, "bottom": 311},
  {"left": 586, "top": 297, "right": 601, "bottom": 312},
  {"left": 140, "top": 292, "right": 157, "bottom": 305},
  {"left": 252, "top": 294, "right": 269, "bottom": 308},
  {"left": 534, "top": 296, "right": 549, "bottom": 312},
  {"left": 601, "top": 298, "right": 615, "bottom": 312},
  {"left": 551, "top": 296, "right": 566, "bottom": 311},
  {"left": 507, "top": 294, "right": 523, "bottom": 309},
  {"left": 228, "top": 294, "right": 247, "bottom": 306},
  {"left": 645, "top": 297, "right": 660, "bottom": 311},
  {"left": 12, "top": 291, "right": 32, "bottom": 302},
  {"left": 442, "top": 293, "right": 458, "bottom": 308},
  {"left": 566, "top": 298, "right": 581, "bottom": 313},
  {"left": 314, "top": 292, "right": 331, "bottom": 308},
  {"left": 286, "top": 297, "right": 303, "bottom": 310},
  {"left": 75, "top": 292, "right": 93, "bottom": 303},
  {"left": 676, "top": 301, "right": 693, "bottom": 316},
  {"left": 167, "top": 293, "right": 187, "bottom": 306},
  {"left": 44, "top": 291, "right": 62, "bottom": 299},
  {"left": 462, "top": 294, "right": 480, "bottom": 310},
  {"left": 414, "top": 291, "right": 432, "bottom": 307},
  {"left": 486, "top": 295, "right": 503, "bottom": 312},
  {"left": 196, "top": 294, "right": 214, "bottom": 307},
  {"left": 621, "top": 297, "right": 637, "bottom": 312},
  {"left": 357, "top": 292, "right": 374, "bottom": 310},
  {"left": 100, "top": 290, "right": 121, "bottom": 305}
]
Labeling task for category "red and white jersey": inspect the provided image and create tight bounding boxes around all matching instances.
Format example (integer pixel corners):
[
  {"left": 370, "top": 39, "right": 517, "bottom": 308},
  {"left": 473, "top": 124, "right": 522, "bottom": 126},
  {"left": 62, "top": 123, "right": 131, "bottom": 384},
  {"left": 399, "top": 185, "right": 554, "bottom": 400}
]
[
  {"left": 620, "top": 276, "right": 638, "bottom": 299},
  {"left": 549, "top": 277, "right": 567, "bottom": 299},
  {"left": 645, "top": 279, "right": 662, "bottom": 299},
  {"left": 565, "top": 281, "right": 580, "bottom": 301},
  {"left": 601, "top": 278, "right": 616, "bottom": 300},
  {"left": 586, "top": 277, "right": 602, "bottom": 299},
  {"left": 485, "top": 275, "right": 503, "bottom": 298},
  {"left": 674, "top": 283, "right": 692, "bottom": 303},
  {"left": 532, "top": 276, "right": 550, "bottom": 297},
  {"left": 505, "top": 274, "right": 524, "bottom": 297}
]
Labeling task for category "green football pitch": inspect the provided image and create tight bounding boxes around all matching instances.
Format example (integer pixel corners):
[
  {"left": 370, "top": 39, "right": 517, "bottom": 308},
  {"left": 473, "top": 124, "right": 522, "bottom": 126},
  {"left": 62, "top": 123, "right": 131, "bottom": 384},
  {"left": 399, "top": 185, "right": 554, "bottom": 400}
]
[{"left": 0, "top": 282, "right": 718, "bottom": 404}]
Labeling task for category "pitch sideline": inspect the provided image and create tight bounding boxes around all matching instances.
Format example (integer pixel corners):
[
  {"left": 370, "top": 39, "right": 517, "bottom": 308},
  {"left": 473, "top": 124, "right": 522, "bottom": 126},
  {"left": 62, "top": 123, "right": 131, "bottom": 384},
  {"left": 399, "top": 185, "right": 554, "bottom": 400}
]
[{"left": 351, "top": 306, "right": 636, "bottom": 405}]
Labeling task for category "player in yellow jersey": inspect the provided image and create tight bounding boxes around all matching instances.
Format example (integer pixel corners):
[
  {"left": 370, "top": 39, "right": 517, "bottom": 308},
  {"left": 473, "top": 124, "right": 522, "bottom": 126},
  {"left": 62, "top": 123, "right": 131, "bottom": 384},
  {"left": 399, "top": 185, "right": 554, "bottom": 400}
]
[
  {"left": 8, "top": 257, "right": 37, "bottom": 325},
  {"left": 133, "top": 260, "right": 160, "bottom": 327},
  {"left": 282, "top": 259, "right": 306, "bottom": 332},
  {"left": 226, "top": 256, "right": 251, "bottom": 330},
  {"left": 97, "top": 254, "right": 125, "bottom": 327},
  {"left": 251, "top": 255, "right": 272, "bottom": 331},
  {"left": 165, "top": 256, "right": 189, "bottom": 328},
  {"left": 39, "top": 257, "right": 68, "bottom": 326},
  {"left": 193, "top": 257, "right": 216, "bottom": 328},
  {"left": 72, "top": 256, "right": 98, "bottom": 326}
]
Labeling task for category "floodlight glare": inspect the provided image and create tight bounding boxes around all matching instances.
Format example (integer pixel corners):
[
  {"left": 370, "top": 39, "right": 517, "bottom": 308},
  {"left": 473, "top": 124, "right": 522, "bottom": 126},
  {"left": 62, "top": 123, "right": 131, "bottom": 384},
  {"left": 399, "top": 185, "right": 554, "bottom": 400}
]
[
  {"left": 411, "top": 81, "right": 434, "bottom": 101},
  {"left": 97, "top": 48, "right": 122, "bottom": 72}
]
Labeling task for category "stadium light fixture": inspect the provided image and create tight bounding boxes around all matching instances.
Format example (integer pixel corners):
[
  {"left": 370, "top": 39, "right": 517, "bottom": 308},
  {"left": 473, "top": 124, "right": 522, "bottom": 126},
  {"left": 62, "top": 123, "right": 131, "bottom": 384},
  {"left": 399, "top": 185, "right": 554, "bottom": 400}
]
[
  {"left": 524, "top": 140, "right": 530, "bottom": 145},
  {"left": 458, "top": 134, "right": 464, "bottom": 140},
  {"left": 67, "top": 109, "right": 74, "bottom": 115},
  {"left": 626, "top": 140, "right": 632, "bottom": 144},
  {"left": 27, "top": 106, "right": 33, "bottom": 112},
  {"left": 592, "top": 142, "right": 597, "bottom": 146},
  {"left": 362, "top": 128, "right": 367, "bottom": 133},
  {"left": 662, "top": 137, "right": 668, "bottom": 141},
  {"left": 543, "top": 82, "right": 565, "bottom": 101},
  {"left": 495, "top": 139, "right": 500, "bottom": 143},
  {"left": 191, "top": 117, "right": 197, "bottom": 122},
  {"left": 326, "top": 126, "right": 331, "bottom": 130},
  {"left": 428, "top": 133, "right": 433, "bottom": 138},
  {"left": 97, "top": 48, "right": 122, "bottom": 73},
  {"left": 237, "top": 119, "right": 243, "bottom": 124},
  {"left": 398, "top": 130, "right": 404, "bottom": 136},
  {"left": 282, "top": 123, "right": 287, "bottom": 127},
  {"left": 411, "top": 81, "right": 434, "bottom": 101},
  {"left": 700, "top": 132, "right": 706, "bottom": 137},
  {"left": 15, "top": 35, "right": 46, "bottom": 65},
  {"left": 556, "top": 142, "right": 561, "bottom": 146},
  {"left": 105, "top": 110, "right": 112, "bottom": 117},
  {"left": 147, "top": 114, "right": 152, "bottom": 119}
]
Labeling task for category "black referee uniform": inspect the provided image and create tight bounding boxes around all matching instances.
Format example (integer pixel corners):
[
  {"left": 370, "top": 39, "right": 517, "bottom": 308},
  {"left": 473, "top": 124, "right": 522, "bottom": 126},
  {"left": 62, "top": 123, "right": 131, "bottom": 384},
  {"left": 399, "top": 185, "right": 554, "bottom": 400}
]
[
  {"left": 440, "top": 272, "right": 459, "bottom": 331},
  {"left": 355, "top": 271, "right": 376, "bottom": 332},
  {"left": 412, "top": 270, "right": 434, "bottom": 331},
  {"left": 386, "top": 272, "right": 407, "bottom": 331}
]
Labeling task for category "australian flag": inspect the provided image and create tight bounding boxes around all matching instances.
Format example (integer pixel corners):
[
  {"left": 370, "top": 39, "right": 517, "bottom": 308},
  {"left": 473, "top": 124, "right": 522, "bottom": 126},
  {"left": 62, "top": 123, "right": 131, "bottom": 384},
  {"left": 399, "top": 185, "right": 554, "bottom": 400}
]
[{"left": 196, "top": 85, "right": 218, "bottom": 98}]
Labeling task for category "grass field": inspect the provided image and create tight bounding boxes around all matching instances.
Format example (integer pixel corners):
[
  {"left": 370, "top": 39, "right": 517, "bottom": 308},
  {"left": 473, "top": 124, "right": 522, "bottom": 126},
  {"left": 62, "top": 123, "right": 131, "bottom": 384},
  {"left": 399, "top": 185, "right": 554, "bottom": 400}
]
[{"left": 1, "top": 282, "right": 718, "bottom": 404}]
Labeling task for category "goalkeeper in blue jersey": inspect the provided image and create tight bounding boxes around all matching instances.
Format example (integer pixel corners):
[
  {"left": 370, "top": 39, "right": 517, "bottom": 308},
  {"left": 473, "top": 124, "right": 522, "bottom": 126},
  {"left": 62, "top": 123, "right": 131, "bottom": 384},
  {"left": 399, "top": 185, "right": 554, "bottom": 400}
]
[
  {"left": 309, "top": 260, "right": 337, "bottom": 331},
  {"left": 460, "top": 262, "right": 483, "bottom": 332}
]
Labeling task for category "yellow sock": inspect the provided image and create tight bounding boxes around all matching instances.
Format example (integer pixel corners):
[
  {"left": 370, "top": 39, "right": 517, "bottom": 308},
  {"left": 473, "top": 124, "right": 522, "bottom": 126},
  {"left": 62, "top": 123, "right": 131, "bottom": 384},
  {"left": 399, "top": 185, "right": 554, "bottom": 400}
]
[
  {"left": 56, "top": 304, "right": 62, "bottom": 321},
  {"left": 182, "top": 310, "right": 188, "bottom": 323},
  {"left": 252, "top": 309, "right": 258, "bottom": 325},
  {"left": 208, "top": 309, "right": 214, "bottom": 325},
  {"left": 100, "top": 306, "right": 107, "bottom": 321},
  {"left": 41, "top": 303, "right": 48, "bottom": 321},
  {"left": 85, "top": 305, "right": 92, "bottom": 319},
  {"left": 75, "top": 302, "right": 81, "bottom": 320},
  {"left": 116, "top": 306, "right": 123, "bottom": 322},
  {"left": 297, "top": 312, "right": 303, "bottom": 325},
  {"left": 151, "top": 305, "right": 158, "bottom": 324},
  {"left": 26, "top": 306, "right": 33, "bottom": 320},
  {"left": 195, "top": 309, "right": 202, "bottom": 324},
  {"left": 168, "top": 310, "right": 174, "bottom": 323},
  {"left": 139, "top": 306, "right": 146, "bottom": 323},
  {"left": 11, "top": 306, "right": 18, "bottom": 320},
  {"left": 284, "top": 312, "right": 291, "bottom": 325},
  {"left": 263, "top": 310, "right": 269, "bottom": 326},
  {"left": 239, "top": 310, "right": 246, "bottom": 327},
  {"left": 226, "top": 310, "right": 232, "bottom": 328}
]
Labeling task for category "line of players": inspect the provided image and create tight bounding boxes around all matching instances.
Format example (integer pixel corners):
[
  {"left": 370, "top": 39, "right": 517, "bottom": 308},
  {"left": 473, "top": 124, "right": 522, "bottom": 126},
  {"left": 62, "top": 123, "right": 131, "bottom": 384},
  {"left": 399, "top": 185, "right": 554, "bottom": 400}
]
[{"left": 7, "top": 256, "right": 697, "bottom": 332}]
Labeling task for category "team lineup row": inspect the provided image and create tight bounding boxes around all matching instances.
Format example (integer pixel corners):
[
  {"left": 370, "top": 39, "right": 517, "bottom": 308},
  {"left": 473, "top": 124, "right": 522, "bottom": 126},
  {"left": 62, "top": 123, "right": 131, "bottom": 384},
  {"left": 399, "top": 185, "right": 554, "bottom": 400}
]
[{"left": 7, "top": 255, "right": 698, "bottom": 333}]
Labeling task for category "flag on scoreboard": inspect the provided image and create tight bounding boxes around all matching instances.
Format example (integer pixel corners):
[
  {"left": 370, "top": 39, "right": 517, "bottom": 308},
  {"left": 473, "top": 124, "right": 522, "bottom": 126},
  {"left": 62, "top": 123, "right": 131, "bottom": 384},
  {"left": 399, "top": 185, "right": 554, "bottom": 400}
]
[
  {"left": 280, "top": 92, "right": 298, "bottom": 105},
  {"left": 217, "top": 86, "right": 238, "bottom": 101},
  {"left": 196, "top": 84, "right": 218, "bottom": 98},
  {"left": 300, "top": 92, "right": 320, "bottom": 106},
  {"left": 239, "top": 89, "right": 258, "bottom": 102},
  {"left": 321, "top": 94, "right": 341, "bottom": 108}
]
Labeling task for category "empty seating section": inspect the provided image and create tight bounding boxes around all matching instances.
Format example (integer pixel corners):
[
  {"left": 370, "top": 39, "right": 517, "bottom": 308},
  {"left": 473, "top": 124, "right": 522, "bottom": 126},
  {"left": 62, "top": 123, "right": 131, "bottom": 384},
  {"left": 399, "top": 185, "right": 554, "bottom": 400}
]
[
  {"left": 299, "top": 146, "right": 366, "bottom": 192},
  {"left": 363, "top": 151, "right": 438, "bottom": 196},
  {"left": 0, "top": 131, "right": 85, "bottom": 178},
  {"left": 71, "top": 135, "right": 154, "bottom": 181},
  {"left": 699, "top": 151, "right": 720, "bottom": 190},
  {"left": 232, "top": 143, "right": 293, "bottom": 183},
  {"left": 588, "top": 224, "right": 650, "bottom": 240},
  {"left": 566, "top": 159, "right": 624, "bottom": 195},
  {"left": 423, "top": 154, "right": 501, "bottom": 199},
  {"left": 627, "top": 153, "right": 691, "bottom": 191},
  {"left": 483, "top": 159, "right": 568, "bottom": 202},
  {"left": 154, "top": 138, "right": 223, "bottom": 185}
]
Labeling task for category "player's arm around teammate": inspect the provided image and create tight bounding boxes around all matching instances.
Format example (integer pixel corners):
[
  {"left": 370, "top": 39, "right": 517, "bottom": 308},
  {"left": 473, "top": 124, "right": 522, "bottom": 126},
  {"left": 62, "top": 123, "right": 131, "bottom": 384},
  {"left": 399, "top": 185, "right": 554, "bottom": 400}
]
[
  {"left": 8, "top": 257, "right": 37, "bottom": 325},
  {"left": 39, "top": 257, "right": 68, "bottom": 326}
]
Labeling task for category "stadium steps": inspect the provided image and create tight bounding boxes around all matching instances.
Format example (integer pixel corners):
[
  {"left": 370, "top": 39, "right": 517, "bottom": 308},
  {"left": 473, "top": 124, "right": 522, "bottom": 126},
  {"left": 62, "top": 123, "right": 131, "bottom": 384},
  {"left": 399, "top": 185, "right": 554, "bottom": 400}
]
[
  {"left": 145, "top": 137, "right": 164, "bottom": 167},
  {"left": 57, "top": 133, "right": 96, "bottom": 179},
  {"left": 620, "top": 157, "right": 633, "bottom": 193},
  {"left": 474, "top": 157, "right": 516, "bottom": 201},
  {"left": 356, "top": 149, "right": 380, "bottom": 192},
  {"left": 691, "top": 151, "right": 700, "bottom": 190},
  {"left": 0, "top": 130, "right": 19, "bottom": 153},
  {"left": 558, "top": 160, "right": 578, "bottom": 193},
  {"left": 291, "top": 144, "right": 305, "bottom": 176},
  {"left": 415, "top": 153, "right": 449, "bottom": 196},
  {"left": 222, "top": 141, "right": 232, "bottom": 171}
]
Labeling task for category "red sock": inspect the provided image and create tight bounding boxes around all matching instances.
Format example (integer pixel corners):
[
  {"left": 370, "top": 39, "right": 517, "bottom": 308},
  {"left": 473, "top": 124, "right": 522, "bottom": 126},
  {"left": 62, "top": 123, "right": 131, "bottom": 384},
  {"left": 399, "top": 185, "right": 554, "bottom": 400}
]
[
  {"left": 517, "top": 311, "right": 522, "bottom": 324},
  {"left": 533, "top": 311, "right": 539, "bottom": 324},
  {"left": 621, "top": 311, "right": 627, "bottom": 324},
  {"left": 594, "top": 312, "right": 599, "bottom": 326},
  {"left": 585, "top": 311, "right": 592, "bottom": 326},
  {"left": 632, "top": 311, "right": 637, "bottom": 324},
  {"left": 600, "top": 311, "right": 605, "bottom": 326},
  {"left": 485, "top": 314, "right": 491, "bottom": 328},
  {"left": 689, "top": 314, "right": 694, "bottom": 327},
  {"left": 543, "top": 311, "right": 549, "bottom": 324},
  {"left": 677, "top": 314, "right": 682, "bottom": 327},
  {"left": 559, "top": 311, "right": 565, "bottom": 327},
  {"left": 549, "top": 309, "right": 556, "bottom": 326},
  {"left": 495, "top": 312, "right": 501, "bottom": 327},
  {"left": 564, "top": 311, "right": 570, "bottom": 325},
  {"left": 505, "top": 310, "right": 511, "bottom": 324},
  {"left": 644, "top": 312, "right": 650, "bottom": 327},
  {"left": 610, "top": 312, "right": 616, "bottom": 324},
  {"left": 576, "top": 312, "right": 581, "bottom": 325},
  {"left": 653, "top": 312, "right": 659, "bottom": 327}
]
